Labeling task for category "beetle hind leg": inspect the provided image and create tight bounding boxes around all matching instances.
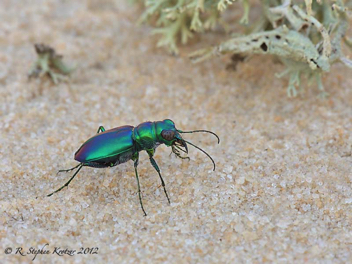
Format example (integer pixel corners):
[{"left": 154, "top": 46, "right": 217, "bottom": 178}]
[
  {"left": 57, "top": 163, "right": 82, "bottom": 175},
  {"left": 47, "top": 164, "right": 84, "bottom": 197}
]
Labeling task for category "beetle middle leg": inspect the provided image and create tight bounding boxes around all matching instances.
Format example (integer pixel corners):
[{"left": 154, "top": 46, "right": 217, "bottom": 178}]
[
  {"left": 132, "top": 154, "right": 147, "bottom": 216},
  {"left": 147, "top": 150, "right": 171, "bottom": 204},
  {"left": 47, "top": 164, "right": 84, "bottom": 197}
]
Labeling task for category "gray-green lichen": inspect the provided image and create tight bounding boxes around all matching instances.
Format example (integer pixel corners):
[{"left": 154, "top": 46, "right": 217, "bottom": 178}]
[
  {"left": 28, "top": 44, "right": 75, "bottom": 84},
  {"left": 135, "top": 0, "right": 351, "bottom": 96},
  {"left": 135, "top": 0, "right": 249, "bottom": 54}
]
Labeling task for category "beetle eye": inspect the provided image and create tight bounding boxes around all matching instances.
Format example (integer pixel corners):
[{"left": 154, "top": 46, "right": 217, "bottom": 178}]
[{"left": 161, "top": 130, "right": 175, "bottom": 141}]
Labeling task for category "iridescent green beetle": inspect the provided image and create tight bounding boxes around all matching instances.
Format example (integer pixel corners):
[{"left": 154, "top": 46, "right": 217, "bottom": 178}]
[{"left": 48, "top": 119, "right": 219, "bottom": 215}]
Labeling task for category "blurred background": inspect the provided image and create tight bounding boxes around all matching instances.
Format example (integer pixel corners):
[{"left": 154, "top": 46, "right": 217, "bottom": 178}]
[{"left": 1, "top": 0, "right": 351, "bottom": 262}]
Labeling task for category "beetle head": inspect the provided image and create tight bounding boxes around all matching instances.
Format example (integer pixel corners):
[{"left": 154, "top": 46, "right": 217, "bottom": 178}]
[
  {"left": 156, "top": 120, "right": 185, "bottom": 148},
  {"left": 160, "top": 129, "right": 188, "bottom": 154},
  {"left": 157, "top": 119, "right": 220, "bottom": 170}
]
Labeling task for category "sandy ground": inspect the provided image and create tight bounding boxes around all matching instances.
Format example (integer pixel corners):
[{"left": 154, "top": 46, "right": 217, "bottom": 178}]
[{"left": 1, "top": 0, "right": 352, "bottom": 263}]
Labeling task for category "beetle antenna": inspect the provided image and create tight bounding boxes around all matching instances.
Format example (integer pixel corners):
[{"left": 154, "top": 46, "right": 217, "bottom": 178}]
[
  {"left": 183, "top": 140, "right": 216, "bottom": 171},
  {"left": 178, "top": 130, "right": 220, "bottom": 144}
]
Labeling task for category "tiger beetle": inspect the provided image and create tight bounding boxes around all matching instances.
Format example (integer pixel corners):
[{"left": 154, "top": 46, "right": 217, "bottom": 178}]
[{"left": 47, "top": 119, "right": 219, "bottom": 216}]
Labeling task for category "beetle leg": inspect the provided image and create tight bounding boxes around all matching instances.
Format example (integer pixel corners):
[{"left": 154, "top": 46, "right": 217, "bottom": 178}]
[
  {"left": 147, "top": 150, "right": 171, "bottom": 204},
  {"left": 57, "top": 163, "right": 82, "bottom": 175},
  {"left": 132, "top": 154, "right": 147, "bottom": 216},
  {"left": 47, "top": 164, "right": 84, "bottom": 197},
  {"left": 96, "top": 126, "right": 106, "bottom": 133}
]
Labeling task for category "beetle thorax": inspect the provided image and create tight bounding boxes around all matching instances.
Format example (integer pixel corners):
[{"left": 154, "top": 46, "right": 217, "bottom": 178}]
[{"left": 133, "top": 121, "right": 159, "bottom": 150}]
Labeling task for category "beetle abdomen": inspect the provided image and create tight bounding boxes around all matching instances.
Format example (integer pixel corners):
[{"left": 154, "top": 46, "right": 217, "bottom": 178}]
[
  {"left": 75, "top": 125, "right": 134, "bottom": 163},
  {"left": 84, "top": 149, "right": 135, "bottom": 168}
]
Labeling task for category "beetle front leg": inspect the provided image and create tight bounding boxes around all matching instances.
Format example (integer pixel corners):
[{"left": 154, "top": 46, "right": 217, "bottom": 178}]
[
  {"left": 132, "top": 154, "right": 147, "bottom": 216},
  {"left": 147, "top": 150, "right": 171, "bottom": 204}
]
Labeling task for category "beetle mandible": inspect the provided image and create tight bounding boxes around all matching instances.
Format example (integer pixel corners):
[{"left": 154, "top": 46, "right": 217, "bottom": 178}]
[{"left": 47, "top": 119, "right": 219, "bottom": 216}]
